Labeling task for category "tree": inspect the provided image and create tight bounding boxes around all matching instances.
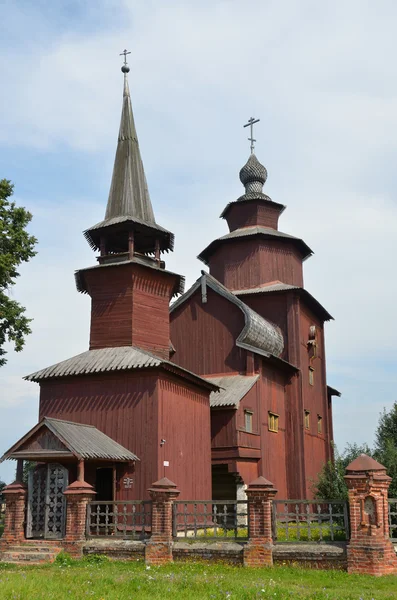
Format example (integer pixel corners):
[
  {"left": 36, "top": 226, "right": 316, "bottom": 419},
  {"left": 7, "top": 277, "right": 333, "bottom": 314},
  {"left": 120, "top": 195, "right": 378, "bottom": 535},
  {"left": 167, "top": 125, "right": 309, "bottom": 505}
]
[
  {"left": 374, "top": 402, "right": 397, "bottom": 498},
  {"left": 0, "top": 179, "right": 37, "bottom": 366},
  {"left": 0, "top": 480, "right": 5, "bottom": 493},
  {"left": 313, "top": 442, "right": 373, "bottom": 500}
]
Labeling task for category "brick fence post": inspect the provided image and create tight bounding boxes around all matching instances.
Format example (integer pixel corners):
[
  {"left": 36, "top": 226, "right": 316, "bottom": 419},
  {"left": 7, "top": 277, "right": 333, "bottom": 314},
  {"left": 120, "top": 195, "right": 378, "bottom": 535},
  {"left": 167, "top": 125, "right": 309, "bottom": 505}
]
[
  {"left": 0, "top": 482, "right": 27, "bottom": 550},
  {"left": 63, "top": 478, "right": 96, "bottom": 558},
  {"left": 345, "top": 453, "right": 397, "bottom": 576},
  {"left": 145, "top": 477, "right": 180, "bottom": 566},
  {"left": 243, "top": 476, "right": 277, "bottom": 567}
]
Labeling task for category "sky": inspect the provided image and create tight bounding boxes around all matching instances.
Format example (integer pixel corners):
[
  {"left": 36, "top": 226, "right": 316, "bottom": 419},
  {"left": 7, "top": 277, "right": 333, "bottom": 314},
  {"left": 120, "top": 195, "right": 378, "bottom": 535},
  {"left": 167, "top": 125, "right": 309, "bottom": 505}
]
[{"left": 1, "top": 0, "right": 397, "bottom": 483}]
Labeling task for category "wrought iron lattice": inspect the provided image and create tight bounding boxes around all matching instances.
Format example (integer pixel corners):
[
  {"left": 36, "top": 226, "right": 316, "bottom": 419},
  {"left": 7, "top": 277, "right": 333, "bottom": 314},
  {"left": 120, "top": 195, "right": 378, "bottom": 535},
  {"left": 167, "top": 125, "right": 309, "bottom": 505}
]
[
  {"left": 172, "top": 501, "right": 249, "bottom": 540},
  {"left": 388, "top": 499, "right": 397, "bottom": 540},
  {"left": 27, "top": 463, "right": 68, "bottom": 540},
  {"left": 86, "top": 501, "right": 152, "bottom": 540},
  {"left": 272, "top": 500, "right": 349, "bottom": 543}
]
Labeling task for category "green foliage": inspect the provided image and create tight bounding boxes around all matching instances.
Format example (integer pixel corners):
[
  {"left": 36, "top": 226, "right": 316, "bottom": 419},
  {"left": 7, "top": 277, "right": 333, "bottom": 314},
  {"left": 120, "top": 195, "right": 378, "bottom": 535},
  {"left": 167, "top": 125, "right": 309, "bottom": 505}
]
[
  {"left": 374, "top": 402, "right": 397, "bottom": 498},
  {"left": 0, "top": 178, "right": 37, "bottom": 366},
  {"left": 55, "top": 551, "right": 75, "bottom": 567},
  {"left": 82, "top": 553, "right": 109, "bottom": 565},
  {"left": 0, "top": 480, "right": 5, "bottom": 492},
  {"left": 313, "top": 443, "right": 373, "bottom": 500}
]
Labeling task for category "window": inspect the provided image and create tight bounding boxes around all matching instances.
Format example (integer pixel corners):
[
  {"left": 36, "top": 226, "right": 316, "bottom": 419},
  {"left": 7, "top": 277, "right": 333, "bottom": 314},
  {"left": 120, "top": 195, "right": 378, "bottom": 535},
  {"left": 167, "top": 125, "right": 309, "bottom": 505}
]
[
  {"left": 317, "top": 415, "right": 323, "bottom": 434},
  {"left": 309, "top": 366, "right": 314, "bottom": 386},
  {"left": 304, "top": 410, "right": 310, "bottom": 430},
  {"left": 244, "top": 411, "right": 253, "bottom": 433},
  {"left": 268, "top": 412, "right": 279, "bottom": 433}
]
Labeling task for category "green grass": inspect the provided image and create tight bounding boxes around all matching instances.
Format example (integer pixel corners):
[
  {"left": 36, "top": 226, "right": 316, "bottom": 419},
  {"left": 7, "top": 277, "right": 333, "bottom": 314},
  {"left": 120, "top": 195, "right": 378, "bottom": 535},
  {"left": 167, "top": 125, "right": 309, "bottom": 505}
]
[{"left": 0, "top": 557, "right": 396, "bottom": 599}]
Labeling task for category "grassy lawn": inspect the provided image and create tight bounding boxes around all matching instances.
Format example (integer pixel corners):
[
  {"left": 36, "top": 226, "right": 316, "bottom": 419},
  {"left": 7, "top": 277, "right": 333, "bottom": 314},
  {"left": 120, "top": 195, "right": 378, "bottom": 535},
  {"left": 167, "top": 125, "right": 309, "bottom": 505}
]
[{"left": 0, "top": 556, "right": 396, "bottom": 599}]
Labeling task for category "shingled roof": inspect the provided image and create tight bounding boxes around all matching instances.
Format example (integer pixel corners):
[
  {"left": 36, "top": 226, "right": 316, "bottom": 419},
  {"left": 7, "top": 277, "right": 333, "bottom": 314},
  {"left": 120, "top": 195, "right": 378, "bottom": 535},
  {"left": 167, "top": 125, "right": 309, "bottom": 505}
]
[
  {"left": 232, "top": 281, "right": 333, "bottom": 322},
  {"left": 24, "top": 345, "right": 218, "bottom": 391},
  {"left": 198, "top": 226, "right": 313, "bottom": 265},
  {"left": 171, "top": 272, "right": 285, "bottom": 360},
  {"left": 84, "top": 70, "right": 174, "bottom": 255},
  {"left": 1, "top": 417, "right": 138, "bottom": 463},
  {"left": 206, "top": 375, "right": 259, "bottom": 408}
]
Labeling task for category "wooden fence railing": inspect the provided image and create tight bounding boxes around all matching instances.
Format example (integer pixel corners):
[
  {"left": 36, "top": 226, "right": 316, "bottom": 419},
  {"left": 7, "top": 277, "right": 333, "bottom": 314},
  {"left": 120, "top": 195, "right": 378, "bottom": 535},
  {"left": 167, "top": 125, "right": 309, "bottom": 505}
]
[
  {"left": 86, "top": 501, "right": 152, "bottom": 540},
  {"left": 172, "top": 500, "right": 249, "bottom": 540},
  {"left": 272, "top": 500, "right": 350, "bottom": 543}
]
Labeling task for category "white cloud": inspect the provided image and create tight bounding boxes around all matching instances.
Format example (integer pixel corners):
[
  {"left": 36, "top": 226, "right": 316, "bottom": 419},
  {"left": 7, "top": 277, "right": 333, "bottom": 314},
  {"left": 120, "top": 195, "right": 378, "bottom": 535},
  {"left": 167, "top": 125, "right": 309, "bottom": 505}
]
[{"left": 1, "top": 0, "right": 397, "bottom": 480}]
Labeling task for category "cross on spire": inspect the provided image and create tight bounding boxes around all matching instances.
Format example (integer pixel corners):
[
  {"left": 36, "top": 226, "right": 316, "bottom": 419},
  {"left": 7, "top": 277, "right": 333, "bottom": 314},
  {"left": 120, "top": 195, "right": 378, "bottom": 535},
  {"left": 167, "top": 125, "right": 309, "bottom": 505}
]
[
  {"left": 120, "top": 49, "right": 131, "bottom": 66},
  {"left": 243, "top": 117, "right": 260, "bottom": 154}
]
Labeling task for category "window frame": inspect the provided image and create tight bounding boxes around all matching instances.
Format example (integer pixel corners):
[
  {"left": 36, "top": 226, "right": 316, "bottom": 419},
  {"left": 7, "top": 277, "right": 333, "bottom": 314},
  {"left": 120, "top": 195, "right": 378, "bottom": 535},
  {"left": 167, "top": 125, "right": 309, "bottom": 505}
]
[
  {"left": 304, "top": 410, "right": 310, "bottom": 430},
  {"left": 309, "top": 366, "right": 314, "bottom": 386},
  {"left": 244, "top": 410, "right": 253, "bottom": 433},
  {"left": 268, "top": 412, "right": 279, "bottom": 433},
  {"left": 317, "top": 415, "right": 323, "bottom": 435}
]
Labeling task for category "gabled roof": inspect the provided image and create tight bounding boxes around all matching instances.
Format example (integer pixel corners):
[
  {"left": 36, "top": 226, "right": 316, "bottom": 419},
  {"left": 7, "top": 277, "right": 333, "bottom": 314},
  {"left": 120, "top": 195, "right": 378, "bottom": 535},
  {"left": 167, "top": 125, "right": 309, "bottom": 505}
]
[
  {"left": 198, "top": 225, "right": 313, "bottom": 265},
  {"left": 232, "top": 281, "right": 333, "bottom": 322},
  {"left": 24, "top": 345, "right": 218, "bottom": 391},
  {"left": 171, "top": 272, "right": 284, "bottom": 359},
  {"left": 1, "top": 417, "right": 138, "bottom": 463},
  {"left": 205, "top": 375, "right": 259, "bottom": 408}
]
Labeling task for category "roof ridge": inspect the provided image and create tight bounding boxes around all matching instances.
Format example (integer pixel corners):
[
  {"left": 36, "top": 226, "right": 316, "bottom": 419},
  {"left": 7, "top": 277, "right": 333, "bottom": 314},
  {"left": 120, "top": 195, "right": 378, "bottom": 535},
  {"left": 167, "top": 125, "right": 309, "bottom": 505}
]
[{"left": 44, "top": 417, "right": 96, "bottom": 429}]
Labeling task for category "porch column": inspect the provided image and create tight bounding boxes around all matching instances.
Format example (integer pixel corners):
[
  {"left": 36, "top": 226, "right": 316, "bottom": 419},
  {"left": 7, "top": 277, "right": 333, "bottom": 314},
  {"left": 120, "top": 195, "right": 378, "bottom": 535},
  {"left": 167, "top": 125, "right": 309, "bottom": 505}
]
[
  {"left": 63, "top": 466, "right": 96, "bottom": 558},
  {"left": 243, "top": 476, "right": 277, "bottom": 567},
  {"left": 0, "top": 479, "right": 27, "bottom": 549},
  {"left": 145, "top": 477, "right": 180, "bottom": 566}
]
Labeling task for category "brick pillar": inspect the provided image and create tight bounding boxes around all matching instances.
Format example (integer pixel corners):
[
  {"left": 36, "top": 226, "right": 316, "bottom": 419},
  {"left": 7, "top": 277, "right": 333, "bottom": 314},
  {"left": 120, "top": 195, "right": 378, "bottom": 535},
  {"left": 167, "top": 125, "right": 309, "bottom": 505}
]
[
  {"left": 145, "top": 477, "right": 180, "bottom": 566},
  {"left": 243, "top": 476, "right": 277, "bottom": 567},
  {"left": 345, "top": 454, "right": 397, "bottom": 576},
  {"left": 0, "top": 482, "right": 27, "bottom": 549},
  {"left": 63, "top": 480, "right": 96, "bottom": 558}
]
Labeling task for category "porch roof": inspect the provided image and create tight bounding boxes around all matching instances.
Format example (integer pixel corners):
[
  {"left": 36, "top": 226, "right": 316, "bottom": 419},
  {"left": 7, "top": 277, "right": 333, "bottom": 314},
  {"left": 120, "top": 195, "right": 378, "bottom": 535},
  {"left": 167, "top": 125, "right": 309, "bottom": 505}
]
[
  {"left": 205, "top": 374, "right": 259, "bottom": 408},
  {"left": 0, "top": 417, "right": 139, "bottom": 463}
]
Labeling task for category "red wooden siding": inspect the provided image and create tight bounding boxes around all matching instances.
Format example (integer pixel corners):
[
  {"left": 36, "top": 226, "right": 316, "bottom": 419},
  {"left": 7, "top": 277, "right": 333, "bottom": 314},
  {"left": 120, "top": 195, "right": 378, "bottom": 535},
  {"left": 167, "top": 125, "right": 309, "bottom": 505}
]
[
  {"left": 85, "top": 263, "right": 177, "bottom": 359},
  {"left": 208, "top": 239, "right": 304, "bottom": 290},
  {"left": 170, "top": 287, "right": 246, "bottom": 375},
  {"left": 298, "top": 304, "right": 329, "bottom": 497},
  {"left": 225, "top": 201, "right": 282, "bottom": 232},
  {"left": 39, "top": 372, "right": 159, "bottom": 500},
  {"left": 38, "top": 369, "right": 212, "bottom": 500},
  {"left": 158, "top": 376, "right": 211, "bottom": 499}
]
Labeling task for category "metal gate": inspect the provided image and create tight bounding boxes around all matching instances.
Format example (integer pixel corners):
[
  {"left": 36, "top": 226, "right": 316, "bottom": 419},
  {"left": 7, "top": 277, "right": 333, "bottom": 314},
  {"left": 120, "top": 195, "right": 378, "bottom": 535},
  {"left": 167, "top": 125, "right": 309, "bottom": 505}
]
[{"left": 27, "top": 463, "right": 68, "bottom": 539}]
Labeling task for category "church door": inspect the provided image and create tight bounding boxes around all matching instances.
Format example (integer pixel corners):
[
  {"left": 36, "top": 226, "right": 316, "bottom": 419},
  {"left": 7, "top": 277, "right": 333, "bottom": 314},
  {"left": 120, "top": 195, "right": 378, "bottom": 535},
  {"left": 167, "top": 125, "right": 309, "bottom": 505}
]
[{"left": 27, "top": 463, "right": 68, "bottom": 539}]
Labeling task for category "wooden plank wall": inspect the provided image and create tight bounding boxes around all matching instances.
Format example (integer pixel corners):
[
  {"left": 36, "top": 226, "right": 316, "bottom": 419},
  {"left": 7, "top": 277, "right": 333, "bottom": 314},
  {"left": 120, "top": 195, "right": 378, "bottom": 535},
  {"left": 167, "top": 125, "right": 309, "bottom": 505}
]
[
  {"left": 209, "top": 239, "right": 304, "bottom": 290},
  {"left": 170, "top": 288, "right": 245, "bottom": 375}
]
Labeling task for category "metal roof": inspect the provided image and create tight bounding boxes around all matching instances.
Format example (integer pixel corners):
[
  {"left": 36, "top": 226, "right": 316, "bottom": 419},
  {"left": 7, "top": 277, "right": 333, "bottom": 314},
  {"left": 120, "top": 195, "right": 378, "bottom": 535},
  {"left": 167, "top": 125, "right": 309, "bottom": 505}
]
[
  {"left": 24, "top": 345, "right": 218, "bottom": 391},
  {"left": 198, "top": 225, "right": 313, "bottom": 265},
  {"left": 171, "top": 272, "right": 284, "bottom": 358},
  {"left": 1, "top": 417, "right": 138, "bottom": 463},
  {"left": 232, "top": 282, "right": 333, "bottom": 321},
  {"left": 75, "top": 255, "right": 185, "bottom": 298},
  {"left": 206, "top": 375, "right": 259, "bottom": 408}
]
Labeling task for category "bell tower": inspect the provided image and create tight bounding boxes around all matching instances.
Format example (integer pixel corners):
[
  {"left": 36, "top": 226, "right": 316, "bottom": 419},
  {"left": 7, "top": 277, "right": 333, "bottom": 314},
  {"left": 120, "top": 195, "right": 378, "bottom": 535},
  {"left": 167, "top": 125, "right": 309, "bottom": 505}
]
[{"left": 75, "top": 53, "right": 184, "bottom": 359}]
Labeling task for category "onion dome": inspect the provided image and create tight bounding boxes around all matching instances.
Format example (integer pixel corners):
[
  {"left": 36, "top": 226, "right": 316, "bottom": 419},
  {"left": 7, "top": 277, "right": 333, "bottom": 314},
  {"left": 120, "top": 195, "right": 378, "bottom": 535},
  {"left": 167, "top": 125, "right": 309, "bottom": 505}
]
[{"left": 239, "top": 154, "right": 268, "bottom": 194}]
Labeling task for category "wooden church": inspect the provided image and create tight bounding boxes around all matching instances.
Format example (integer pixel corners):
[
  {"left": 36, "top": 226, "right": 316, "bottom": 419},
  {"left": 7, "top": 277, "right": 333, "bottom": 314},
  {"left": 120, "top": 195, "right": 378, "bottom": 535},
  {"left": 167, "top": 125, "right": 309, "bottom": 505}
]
[{"left": 1, "top": 58, "right": 339, "bottom": 540}]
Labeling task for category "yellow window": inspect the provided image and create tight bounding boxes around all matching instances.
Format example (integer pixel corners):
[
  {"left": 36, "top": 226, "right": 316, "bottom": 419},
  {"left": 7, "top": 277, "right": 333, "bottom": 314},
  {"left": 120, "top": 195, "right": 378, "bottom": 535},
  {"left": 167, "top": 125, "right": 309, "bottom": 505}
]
[{"left": 268, "top": 412, "right": 279, "bottom": 433}]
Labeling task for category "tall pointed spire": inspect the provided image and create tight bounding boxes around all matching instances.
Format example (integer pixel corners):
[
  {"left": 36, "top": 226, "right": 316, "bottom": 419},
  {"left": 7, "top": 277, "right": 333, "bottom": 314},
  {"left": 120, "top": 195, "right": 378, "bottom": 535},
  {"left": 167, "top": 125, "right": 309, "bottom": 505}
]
[
  {"left": 105, "top": 66, "right": 155, "bottom": 224},
  {"left": 84, "top": 52, "right": 174, "bottom": 256}
]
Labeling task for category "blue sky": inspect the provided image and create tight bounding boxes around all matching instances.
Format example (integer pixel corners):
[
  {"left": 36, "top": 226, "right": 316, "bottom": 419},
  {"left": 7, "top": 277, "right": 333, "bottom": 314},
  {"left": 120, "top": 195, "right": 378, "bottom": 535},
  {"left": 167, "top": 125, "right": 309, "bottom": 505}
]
[{"left": 1, "top": 0, "right": 397, "bottom": 483}]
